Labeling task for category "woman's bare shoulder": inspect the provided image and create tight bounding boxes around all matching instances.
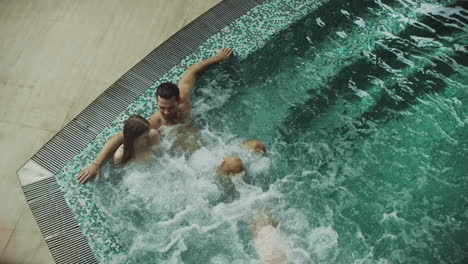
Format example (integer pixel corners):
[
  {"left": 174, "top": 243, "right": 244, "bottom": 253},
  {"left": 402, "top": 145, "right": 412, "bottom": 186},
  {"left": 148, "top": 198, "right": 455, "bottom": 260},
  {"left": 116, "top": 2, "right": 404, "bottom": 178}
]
[{"left": 113, "top": 145, "right": 124, "bottom": 165}]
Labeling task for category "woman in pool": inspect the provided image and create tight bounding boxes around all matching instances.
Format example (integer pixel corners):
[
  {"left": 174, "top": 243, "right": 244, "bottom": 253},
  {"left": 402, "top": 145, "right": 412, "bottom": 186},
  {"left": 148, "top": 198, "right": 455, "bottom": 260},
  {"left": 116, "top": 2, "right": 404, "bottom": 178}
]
[
  {"left": 112, "top": 115, "right": 161, "bottom": 166},
  {"left": 76, "top": 113, "right": 265, "bottom": 183}
]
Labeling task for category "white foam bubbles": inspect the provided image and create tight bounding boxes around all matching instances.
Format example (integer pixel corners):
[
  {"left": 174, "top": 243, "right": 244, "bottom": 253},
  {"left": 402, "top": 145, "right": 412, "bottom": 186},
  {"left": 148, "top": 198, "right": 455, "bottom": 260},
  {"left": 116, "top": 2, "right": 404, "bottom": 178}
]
[
  {"left": 308, "top": 226, "right": 339, "bottom": 263},
  {"left": 95, "top": 126, "right": 278, "bottom": 262}
]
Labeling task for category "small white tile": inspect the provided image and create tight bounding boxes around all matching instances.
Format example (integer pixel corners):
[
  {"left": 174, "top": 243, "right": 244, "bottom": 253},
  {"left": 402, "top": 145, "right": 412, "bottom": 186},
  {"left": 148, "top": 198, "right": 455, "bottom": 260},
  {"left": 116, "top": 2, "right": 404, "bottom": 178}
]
[{"left": 17, "top": 160, "right": 54, "bottom": 187}]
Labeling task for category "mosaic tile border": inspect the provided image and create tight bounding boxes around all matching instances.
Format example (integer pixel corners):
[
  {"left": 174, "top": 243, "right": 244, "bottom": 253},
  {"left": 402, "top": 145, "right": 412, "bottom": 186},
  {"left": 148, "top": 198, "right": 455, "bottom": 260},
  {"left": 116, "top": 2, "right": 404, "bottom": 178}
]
[{"left": 17, "top": 0, "right": 332, "bottom": 263}]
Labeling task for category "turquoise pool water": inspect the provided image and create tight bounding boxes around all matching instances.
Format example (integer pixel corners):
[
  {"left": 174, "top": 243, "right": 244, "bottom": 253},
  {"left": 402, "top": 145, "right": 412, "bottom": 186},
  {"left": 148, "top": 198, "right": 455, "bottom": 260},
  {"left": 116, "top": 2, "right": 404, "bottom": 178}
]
[{"left": 94, "top": 0, "right": 467, "bottom": 263}]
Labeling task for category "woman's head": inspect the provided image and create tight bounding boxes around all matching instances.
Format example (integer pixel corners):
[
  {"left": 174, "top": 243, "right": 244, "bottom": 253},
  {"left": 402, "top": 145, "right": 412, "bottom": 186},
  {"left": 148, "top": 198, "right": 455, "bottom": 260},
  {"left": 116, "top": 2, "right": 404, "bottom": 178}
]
[{"left": 121, "top": 115, "right": 150, "bottom": 164}]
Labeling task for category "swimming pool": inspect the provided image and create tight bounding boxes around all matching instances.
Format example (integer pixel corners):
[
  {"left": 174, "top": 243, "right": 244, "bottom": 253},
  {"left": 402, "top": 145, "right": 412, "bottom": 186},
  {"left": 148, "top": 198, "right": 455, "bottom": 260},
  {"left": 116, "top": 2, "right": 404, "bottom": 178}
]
[
  {"left": 22, "top": 0, "right": 467, "bottom": 263},
  {"left": 90, "top": 0, "right": 468, "bottom": 262}
]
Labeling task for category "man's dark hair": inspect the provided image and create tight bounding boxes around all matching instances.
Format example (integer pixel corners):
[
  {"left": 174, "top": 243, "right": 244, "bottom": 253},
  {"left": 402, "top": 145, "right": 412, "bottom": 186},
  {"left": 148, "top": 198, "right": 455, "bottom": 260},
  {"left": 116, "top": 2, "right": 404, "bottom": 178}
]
[{"left": 156, "top": 82, "right": 180, "bottom": 101}]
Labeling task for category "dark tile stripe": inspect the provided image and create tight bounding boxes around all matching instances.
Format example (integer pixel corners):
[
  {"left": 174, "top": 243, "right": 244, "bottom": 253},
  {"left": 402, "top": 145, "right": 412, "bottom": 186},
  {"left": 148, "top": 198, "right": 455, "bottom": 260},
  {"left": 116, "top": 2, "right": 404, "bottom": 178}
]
[{"left": 23, "top": 177, "right": 98, "bottom": 263}]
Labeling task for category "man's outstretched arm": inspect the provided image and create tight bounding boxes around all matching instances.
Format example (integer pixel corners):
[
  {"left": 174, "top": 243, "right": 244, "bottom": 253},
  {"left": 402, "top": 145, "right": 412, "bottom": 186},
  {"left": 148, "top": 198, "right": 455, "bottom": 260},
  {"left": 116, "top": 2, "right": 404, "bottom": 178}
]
[
  {"left": 178, "top": 48, "right": 233, "bottom": 102},
  {"left": 76, "top": 132, "right": 123, "bottom": 184}
]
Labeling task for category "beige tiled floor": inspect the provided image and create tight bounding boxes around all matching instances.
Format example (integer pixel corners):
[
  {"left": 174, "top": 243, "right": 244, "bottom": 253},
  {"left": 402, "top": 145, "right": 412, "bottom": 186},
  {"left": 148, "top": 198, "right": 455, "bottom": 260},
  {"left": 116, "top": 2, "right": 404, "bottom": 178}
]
[{"left": 0, "top": 0, "right": 220, "bottom": 263}]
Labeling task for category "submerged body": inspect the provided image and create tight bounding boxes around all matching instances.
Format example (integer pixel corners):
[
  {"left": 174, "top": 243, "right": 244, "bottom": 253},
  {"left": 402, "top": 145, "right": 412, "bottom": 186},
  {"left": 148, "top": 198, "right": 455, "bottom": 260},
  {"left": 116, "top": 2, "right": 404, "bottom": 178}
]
[{"left": 251, "top": 211, "right": 289, "bottom": 264}]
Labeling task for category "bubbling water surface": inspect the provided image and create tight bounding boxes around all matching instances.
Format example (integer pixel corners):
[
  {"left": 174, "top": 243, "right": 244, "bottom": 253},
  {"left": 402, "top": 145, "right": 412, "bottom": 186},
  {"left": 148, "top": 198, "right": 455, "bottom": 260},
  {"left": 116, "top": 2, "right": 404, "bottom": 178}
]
[{"left": 94, "top": 0, "right": 467, "bottom": 263}]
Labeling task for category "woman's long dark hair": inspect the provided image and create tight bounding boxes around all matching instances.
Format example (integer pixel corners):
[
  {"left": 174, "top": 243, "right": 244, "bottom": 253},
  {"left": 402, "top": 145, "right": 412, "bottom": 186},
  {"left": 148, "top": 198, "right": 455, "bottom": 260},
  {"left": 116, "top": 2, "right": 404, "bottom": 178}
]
[{"left": 120, "top": 115, "right": 150, "bottom": 165}]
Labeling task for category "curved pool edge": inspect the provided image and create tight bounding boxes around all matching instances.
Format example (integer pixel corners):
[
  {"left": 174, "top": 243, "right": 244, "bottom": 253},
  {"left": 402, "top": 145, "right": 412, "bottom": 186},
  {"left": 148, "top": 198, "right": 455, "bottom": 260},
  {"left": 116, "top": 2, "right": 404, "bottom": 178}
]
[{"left": 16, "top": 0, "right": 325, "bottom": 263}]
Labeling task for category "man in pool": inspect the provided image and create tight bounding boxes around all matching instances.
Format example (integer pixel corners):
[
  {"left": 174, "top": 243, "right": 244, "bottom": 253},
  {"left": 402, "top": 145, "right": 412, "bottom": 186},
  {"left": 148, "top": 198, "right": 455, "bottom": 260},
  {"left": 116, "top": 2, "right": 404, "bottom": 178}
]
[{"left": 77, "top": 48, "right": 266, "bottom": 183}]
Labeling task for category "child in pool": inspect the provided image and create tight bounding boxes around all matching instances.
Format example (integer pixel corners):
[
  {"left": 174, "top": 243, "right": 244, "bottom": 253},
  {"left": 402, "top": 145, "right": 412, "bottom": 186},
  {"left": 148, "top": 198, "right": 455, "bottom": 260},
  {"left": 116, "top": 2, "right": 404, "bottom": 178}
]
[
  {"left": 215, "top": 140, "right": 266, "bottom": 197},
  {"left": 217, "top": 140, "right": 266, "bottom": 177},
  {"left": 216, "top": 146, "right": 292, "bottom": 264}
]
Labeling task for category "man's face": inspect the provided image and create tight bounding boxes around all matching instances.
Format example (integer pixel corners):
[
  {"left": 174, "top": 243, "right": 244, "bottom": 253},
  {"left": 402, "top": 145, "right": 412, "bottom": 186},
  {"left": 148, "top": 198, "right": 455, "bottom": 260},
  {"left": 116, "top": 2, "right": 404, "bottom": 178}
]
[{"left": 157, "top": 96, "right": 179, "bottom": 120}]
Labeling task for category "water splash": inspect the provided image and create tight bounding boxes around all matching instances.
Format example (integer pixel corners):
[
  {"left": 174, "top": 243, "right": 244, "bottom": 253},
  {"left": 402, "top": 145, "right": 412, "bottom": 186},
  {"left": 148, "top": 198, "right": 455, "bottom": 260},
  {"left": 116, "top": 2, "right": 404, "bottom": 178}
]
[{"left": 93, "top": 0, "right": 467, "bottom": 262}]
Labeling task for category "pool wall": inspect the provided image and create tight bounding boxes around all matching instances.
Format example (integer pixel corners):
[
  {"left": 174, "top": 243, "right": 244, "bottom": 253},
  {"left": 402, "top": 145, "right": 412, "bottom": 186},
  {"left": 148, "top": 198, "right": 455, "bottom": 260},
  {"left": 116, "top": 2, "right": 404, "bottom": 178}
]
[{"left": 16, "top": 0, "right": 328, "bottom": 263}]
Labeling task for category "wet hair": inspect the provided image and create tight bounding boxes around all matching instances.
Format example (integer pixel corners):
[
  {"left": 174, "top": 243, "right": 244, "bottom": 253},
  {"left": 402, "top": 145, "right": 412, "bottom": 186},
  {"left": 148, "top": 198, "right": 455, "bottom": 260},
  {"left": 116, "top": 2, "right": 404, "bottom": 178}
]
[
  {"left": 156, "top": 82, "right": 180, "bottom": 101},
  {"left": 121, "top": 115, "right": 150, "bottom": 165}
]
